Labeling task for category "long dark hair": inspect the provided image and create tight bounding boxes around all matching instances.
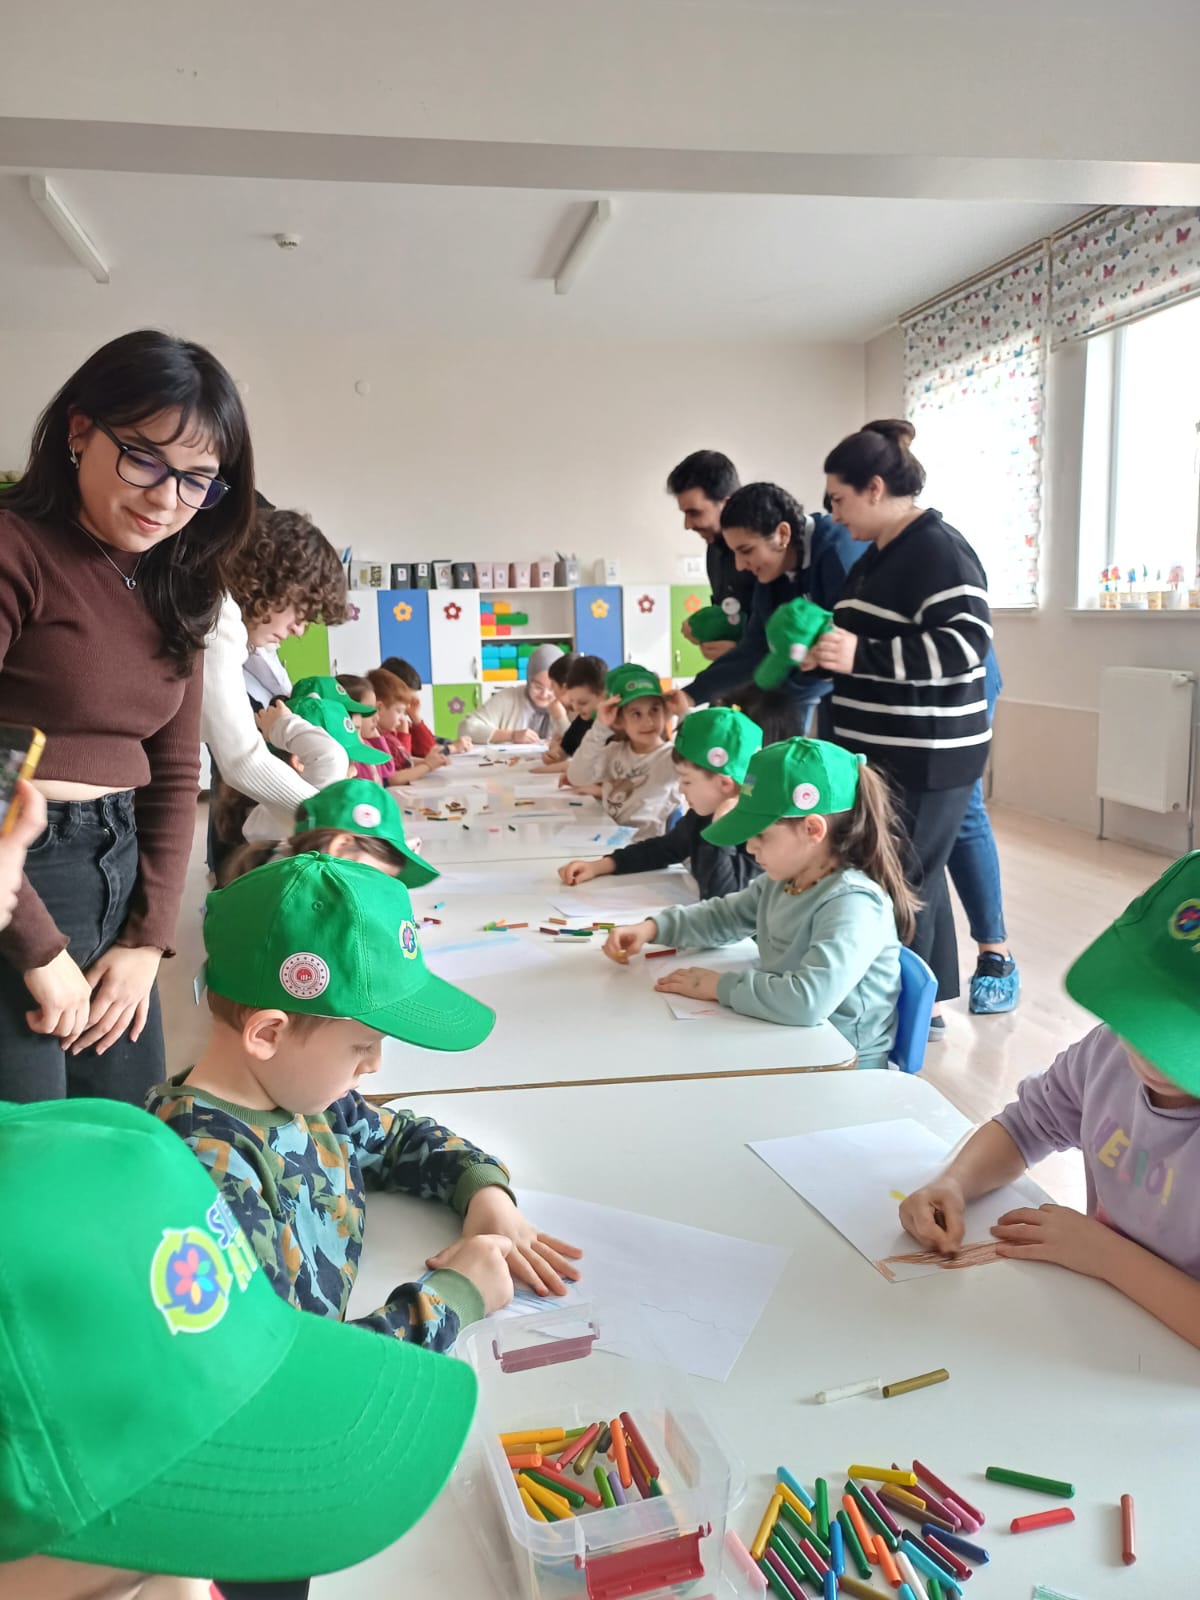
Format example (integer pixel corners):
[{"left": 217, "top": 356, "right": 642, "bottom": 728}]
[
  {"left": 218, "top": 827, "right": 405, "bottom": 888},
  {"left": 823, "top": 763, "right": 921, "bottom": 944},
  {"left": 5, "top": 329, "right": 255, "bottom": 675},
  {"left": 823, "top": 418, "right": 926, "bottom": 498}
]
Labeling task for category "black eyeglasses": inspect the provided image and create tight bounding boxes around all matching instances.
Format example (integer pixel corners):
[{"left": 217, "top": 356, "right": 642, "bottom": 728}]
[{"left": 93, "top": 418, "right": 230, "bottom": 511}]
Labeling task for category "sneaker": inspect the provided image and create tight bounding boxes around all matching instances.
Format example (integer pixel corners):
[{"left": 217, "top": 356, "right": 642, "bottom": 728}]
[
  {"left": 970, "top": 952, "right": 1021, "bottom": 1014},
  {"left": 927, "top": 1014, "right": 946, "bottom": 1043}
]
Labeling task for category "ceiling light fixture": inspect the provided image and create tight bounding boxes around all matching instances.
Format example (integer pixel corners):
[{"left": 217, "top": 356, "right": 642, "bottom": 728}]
[
  {"left": 27, "top": 176, "right": 109, "bottom": 284},
  {"left": 554, "top": 198, "right": 612, "bottom": 296}
]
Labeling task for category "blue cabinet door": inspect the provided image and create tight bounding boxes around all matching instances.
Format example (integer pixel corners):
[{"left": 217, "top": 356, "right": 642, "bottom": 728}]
[
  {"left": 573, "top": 586, "right": 623, "bottom": 667},
  {"left": 376, "top": 589, "right": 432, "bottom": 683}
]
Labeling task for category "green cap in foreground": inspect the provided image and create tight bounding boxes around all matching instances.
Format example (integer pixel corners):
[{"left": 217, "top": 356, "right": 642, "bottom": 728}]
[
  {"left": 674, "top": 706, "right": 763, "bottom": 784},
  {"left": 291, "top": 674, "right": 373, "bottom": 714},
  {"left": 610, "top": 664, "right": 664, "bottom": 708},
  {"left": 287, "top": 693, "right": 389, "bottom": 766},
  {"left": 294, "top": 776, "right": 439, "bottom": 888},
  {"left": 204, "top": 852, "right": 495, "bottom": 1050},
  {"left": 689, "top": 598, "right": 745, "bottom": 644},
  {"left": 754, "top": 595, "right": 835, "bottom": 689},
  {"left": 1066, "top": 850, "right": 1200, "bottom": 1094},
  {"left": 0, "top": 1095, "right": 477, "bottom": 1580},
  {"left": 703, "top": 736, "right": 864, "bottom": 846}
]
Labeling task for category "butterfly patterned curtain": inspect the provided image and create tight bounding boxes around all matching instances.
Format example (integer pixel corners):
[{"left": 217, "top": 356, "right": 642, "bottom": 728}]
[
  {"left": 902, "top": 247, "right": 1047, "bottom": 609},
  {"left": 1049, "top": 207, "right": 1200, "bottom": 346}
]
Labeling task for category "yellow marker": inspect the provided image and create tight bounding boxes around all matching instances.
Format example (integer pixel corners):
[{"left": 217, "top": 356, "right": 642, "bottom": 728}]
[
  {"left": 776, "top": 1482, "right": 813, "bottom": 1524},
  {"left": 519, "top": 1485, "right": 549, "bottom": 1522},
  {"left": 848, "top": 1466, "right": 919, "bottom": 1488},
  {"left": 500, "top": 1427, "right": 565, "bottom": 1448},
  {"left": 750, "top": 1492, "right": 783, "bottom": 1561},
  {"left": 518, "top": 1474, "right": 574, "bottom": 1519}
]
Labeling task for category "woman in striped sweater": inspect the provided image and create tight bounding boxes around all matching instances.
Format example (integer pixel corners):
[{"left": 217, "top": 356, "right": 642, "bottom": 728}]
[{"left": 808, "top": 420, "right": 992, "bottom": 1026}]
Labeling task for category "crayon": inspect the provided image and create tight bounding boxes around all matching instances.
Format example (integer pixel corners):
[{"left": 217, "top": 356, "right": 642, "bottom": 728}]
[
  {"left": 573, "top": 1431, "right": 602, "bottom": 1475},
  {"left": 724, "top": 1530, "right": 768, "bottom": 1593},
  {"left": 776, "top": 1484, "right": 813, "bottom": 1529},
  {"left": 928, "top": 1581, "right": 944, "bottom": 1600},
  {"left": 878, "top": 1484, "right": 927, "bottom": 1515},
  {"left": 549, "top": 917, "right": 567, "bottom": 925},
  {"left": 912, "top": 1461, "right": 984, "bottom": 1526},
  {"left": 817, "top": 1376, "right": 883, "bottom": 1404},
  {"left": 942, "top": 1494, "right": 982, "bottom": 1533},
  {"left": 766, "top": 1538, "right": 811, "bottom": 1598},
  {"left": 500, "top": 1427, "right": 564, "bottom": 1448},
  {"left": 925, "top": 1528, "right": 988, "bottom": 1565},
  {"left": 883, "top": 1490, "right": 955, "bottom": 1535},
  {"left": 777, "top": 1467, "right": 815, "bottom": 1511},
  {"left": 645, "top": 947, "right": 679, "bottom": 959},
  {"left": 829, "top": 1518, "right": 845, "bottom": 1575},
  {"left": 517, "top": 1475, "right": 574, "bottom": 1519},
  {"left": 595, "top": 1466, "right": 615, "bottom": 1508},
  {"left": 558, "top": 1422, "right": 601, "bottom": 1469},
  {"left": 540, "top": 926, "right": 560, "bottom": 935},
  {"left": 874, "top": 1534, "right": 902, "bottom": 1586},
  {"left": 537, "top": 1464, "right": 601, "bottom": 1507},
  {"left": 823, "top": 1570, "right": 838, "bottom": 1600},
  {"left": 882, "top": 1367, "right": 949, "bottom": 1398},
  {"left": 1010, "top": 1507, "right": 1074, "bottom": 1534},
  {"left": 894, "top": 1547, "right": 925, "bottom": 1595},
  {"left": 609, "top": 1417, "right": 632, "bottom": 1490},
  {"left": 608, "top": 1469, "right": 626, "bottom": 1506},
  {"left": 504, "top": 922, "right": 530, "bottom": 930},
  {"left": 519, "top": 1484, "right": 548, "bottom": 1523},
  {"left": 798, "top": 1538, "right": 830, "bottom": 1578},
  {"left": 843, "top": 1494, "right": 877, "bottom": 1559},
  {"left": 801, "top": 1519, "right": 832, "bottom": 1562},
  {"left": 504, "top": 1453, "right": 543, "bottom": 1470},
  {"left": 836, "top": 1579, "right": 897, "bottom": 1600},
  {"left": 1121, "top": 1493, "right": 1136, "bottom": 1565},
  {"left": 751, "top": 1493, "right": 784, "bottom": 1561},
  {"left": 896, "top": 1586, "right": 919, "bottom": 1600},
  {"left": 837, "top": 1508, "right": 873, "bottom": 1579},
  {"left": 849, "top": 1465, "right": 919, "bottom": 1488},
  {"left": 433, "top": 902, "right": 445, "bottom": 909},
  {"left": 649, "top": 1478, "right": 664, "bottom": 1497},
  {"left": 922, "top": 1531, "right": 973, "bottom": 1581},
  {"left": 619, "top": 1412, "right": 661, "bottom": 1480},
  {"left": 522, "top": 1470, "right": 585, "bottom": 1509},
  {"left": 629, "top": 1450, "right": 652, "bottom": 1501},
  {"left": 771, "top": 1525, "right": 821, "bottom": 1588},
  {"left": 859, "top": 1484, "right": 903, "bottom": 1543},
  {"left": 814, "top": 1477, "right": 830, "bottom": 1540},
  {"left": 846, "top": 1480, "right": 898, "bottom": 1550},
  {"left": 985, "top": 1466, "right": 1075, "bottom": 1498},
  {"left": 758, "top": 1555, "right": 798, "bottom": 1600},
  {"left": 900, "top": 1534, "right": 958, "bottom": 1587}
]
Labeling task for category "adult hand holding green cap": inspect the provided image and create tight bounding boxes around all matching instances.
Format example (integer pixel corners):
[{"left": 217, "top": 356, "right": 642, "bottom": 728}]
[
  {"left": 689, "top": 598, "right": 745, "bottom": 645},
  {"left": 754, "top": 595, "right": 835, "bottom": 689},
  {"left": 291, "top": 674, "right": 374, "bottom": 714},
  {"left": 287, "top": 693, "right": 389, "bottom": 765}
]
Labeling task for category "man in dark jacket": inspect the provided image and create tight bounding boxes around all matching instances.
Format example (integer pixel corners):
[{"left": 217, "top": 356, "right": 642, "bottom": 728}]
[{"left": 666, "top": 451, "right": 756, "bottom": 662}]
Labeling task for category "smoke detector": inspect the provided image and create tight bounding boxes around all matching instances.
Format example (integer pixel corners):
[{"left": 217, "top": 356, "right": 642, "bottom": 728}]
[{"left": 274, "top": 232, "right": 301, "bottom": 250}]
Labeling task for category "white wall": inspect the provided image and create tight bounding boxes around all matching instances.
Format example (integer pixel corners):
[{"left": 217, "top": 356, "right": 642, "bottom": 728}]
[{"left": 0, "top": 330, "right": 864, "bottom": 584}]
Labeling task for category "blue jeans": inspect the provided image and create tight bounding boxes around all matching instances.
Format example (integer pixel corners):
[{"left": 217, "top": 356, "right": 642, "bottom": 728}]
[{"left": 946, "top": 652, "right": 1006, "bottom": 946}]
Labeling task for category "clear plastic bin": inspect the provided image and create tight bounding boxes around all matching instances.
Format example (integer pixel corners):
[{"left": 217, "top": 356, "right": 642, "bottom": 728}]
[{"left": 453, "top": 1298, "right": 753, "bottom": 1600}]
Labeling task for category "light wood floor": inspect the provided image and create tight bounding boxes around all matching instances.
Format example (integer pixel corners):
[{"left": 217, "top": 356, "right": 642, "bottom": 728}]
[{"left": 164, "top": 803, "right": 1164, "bottom": 1205}]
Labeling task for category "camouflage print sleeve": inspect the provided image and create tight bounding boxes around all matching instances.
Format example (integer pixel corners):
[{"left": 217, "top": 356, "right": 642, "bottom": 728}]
[
  {"left": 354, "top": 1268, "right": 484, "bottom": 1347},
  {"left": 340, "top": 1094, "right": 513, "bottom": 1216}
]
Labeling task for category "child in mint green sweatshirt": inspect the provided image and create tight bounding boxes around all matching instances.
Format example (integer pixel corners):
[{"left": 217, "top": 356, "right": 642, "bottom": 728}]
[{"left": 604, "top": 738, "right": 916, "bottom": 1068}]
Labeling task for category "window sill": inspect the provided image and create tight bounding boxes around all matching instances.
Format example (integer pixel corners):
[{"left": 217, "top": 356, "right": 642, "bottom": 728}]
[{"left": 1068, "top": 606, "right": 1200, "bottom": 618}]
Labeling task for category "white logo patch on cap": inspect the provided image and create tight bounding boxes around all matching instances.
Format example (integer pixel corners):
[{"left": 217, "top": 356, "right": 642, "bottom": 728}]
[
  {"left": 279, "top": 952, "right": 330, "bottom": 1000},
  {"left": 721, "top": 597, "right": 742, "bottom": 620},
  {"left": 342, "top": 716, "right": 355, "bottom": 734},
  {"left": 792, "top": 783, "right": 820, "bottom": 810},
  {"left": 707, "top": 746, "right": 729, "bottom": 768},
  {"left": 789, "top": 643, "right": 810, "bottom": 664},
  {"left": 352, "top": 803, "right": 382, "bottom": 828}
]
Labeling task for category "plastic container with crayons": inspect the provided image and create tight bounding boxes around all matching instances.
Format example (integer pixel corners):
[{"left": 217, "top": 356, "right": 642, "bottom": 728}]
[{"left": 452, "top": 1296, "right": 753, "bottom": 1600}]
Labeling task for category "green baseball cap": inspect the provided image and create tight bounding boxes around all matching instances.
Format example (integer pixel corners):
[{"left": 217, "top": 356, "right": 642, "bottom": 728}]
[
  {"left": 204, "top": 853, "right": 495, "bottom": 1050},
  {"left": 754, "top": 596, "right": 835, "bottom": 690},
  {"left": 604, "top": 662, "right": 644, "bottom": 696},
  {"left": 612, "top": 664, "right": 664, "bottom": 708},
  {"left": 294, "top": 777, "right": 439, "bottom": 889},
  {"left": 0, "top": 1095, "right": 477, "bottom": 1580},
  {"left": 703, "top": 736, "right": 864, "bottom": 846},
  {"left": 689, "top": 598, "right": 745, "bottom": 644},
  {"left": 291, "top": 674, "right": 373, "bottom": 714},
  {"left": 287, "top": 694, "right": 389, "bottom": 766},
  {"left": 1065, "top": 851, "right": 1200, "bottom": 1093},
  {"left": 674, "top": 706, "right": 763, "bottom": 784}
]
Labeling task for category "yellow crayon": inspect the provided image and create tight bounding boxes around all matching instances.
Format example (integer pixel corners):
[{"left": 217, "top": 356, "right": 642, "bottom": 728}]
[
  {"left": 518, "top": 1474, "right": 574, "bottom": 1519},
  {"left": 519, "top": 1485, "right": 549, "bottom": 1522},
  {"left": 751, "top": 1492, "right": 783, "bottom": 1561},
  {"left": 848, "top": 1466, "right": 919, "bottom": 1488},
  {"left": 501, "top": 1427, "right": 565, "bottom": 1449},
  {"left": 776, "top": 1482, "right": 814, "bottom": 1524}
]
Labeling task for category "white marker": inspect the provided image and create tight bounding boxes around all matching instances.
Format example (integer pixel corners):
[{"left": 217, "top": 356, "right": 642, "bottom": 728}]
[{"left": 814, "top": 1377, "right": 882, "bottom": 1404}]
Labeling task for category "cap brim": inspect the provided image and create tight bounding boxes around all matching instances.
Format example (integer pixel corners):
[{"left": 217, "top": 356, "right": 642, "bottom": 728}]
[
  {"left": 1066, "top": 925, "right": 1200, "bottom": 1094},
  {"left": 349, "top": 741, "right": 390, "bottom": 765},
  {"left": 366, "top": 967, "right": 496, "bottom": 1051},
  {"left": 753, "top": 655, "right": 792, "bottom": 690},
  {"left": 701, "top": 802, "right": 775, "bottom": 847},
  {"left": 400, "top": 848, "right": 440, "bottom": 889},
  {"left": 45, "top": 1296, "right": 477, "bottom": 1581}
]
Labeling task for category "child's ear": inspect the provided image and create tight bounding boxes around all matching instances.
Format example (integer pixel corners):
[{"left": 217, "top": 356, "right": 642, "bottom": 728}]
[{"left": 242, "top": 1009, "right": 292, "bottom": 1059}]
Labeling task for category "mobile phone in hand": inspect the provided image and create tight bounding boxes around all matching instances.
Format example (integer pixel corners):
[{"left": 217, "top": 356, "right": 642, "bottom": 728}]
[{"left": 0, "top": 726, "right": 46, "bottom": 835}]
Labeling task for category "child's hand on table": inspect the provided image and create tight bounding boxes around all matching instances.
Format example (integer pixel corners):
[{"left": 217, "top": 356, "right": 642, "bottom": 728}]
[
  {"left": 464, "top": 1187, "right": 583, "bottom": 1298},
  {"left": 992, "top": 1203, "right": 1117, "bottom": 1279},
  {"left": 653, "top": 966, "right": 721, "bottom": 1001},
  {"left": 899, "top": 1177, "right": 966, "bottom": 1254},
  {"left": 425, "top": 749, "right": 450, "bottom": 770},
  {"left": 603, "top": 919, "right": 657, "bottom": 963},
  {"left": 558, "top": 857, "right": 608, "bottom": 885},
  {"left": 510, "top": 728, "right": 541, "bottom": 745},
  {"left": 453, "top": 735, "right": 473, "bottom": 753},
  {"left": 425, "top": 1232, "right": 516, "bottom": 1315}
]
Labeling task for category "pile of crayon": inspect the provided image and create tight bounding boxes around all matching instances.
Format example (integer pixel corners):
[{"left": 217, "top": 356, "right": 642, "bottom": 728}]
[{"left": 499, "top": 1414, "right": 665, "bottom": 1523}]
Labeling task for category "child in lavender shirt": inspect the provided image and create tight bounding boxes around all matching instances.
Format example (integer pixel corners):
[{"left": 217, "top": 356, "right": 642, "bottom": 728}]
[{"left": 901, "top": 851, "right": 1200, "bottom": 1349}]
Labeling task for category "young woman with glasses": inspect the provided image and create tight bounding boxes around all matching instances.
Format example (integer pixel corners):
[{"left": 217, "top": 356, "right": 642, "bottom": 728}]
[{"left": 0, "top": 328, "right": 255, "bottom": 1104}]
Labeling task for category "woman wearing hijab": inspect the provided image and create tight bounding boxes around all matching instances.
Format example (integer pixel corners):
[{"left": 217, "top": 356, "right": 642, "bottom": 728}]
[{"left": 457, "top": 643, "right": 570, "bottom": 745}]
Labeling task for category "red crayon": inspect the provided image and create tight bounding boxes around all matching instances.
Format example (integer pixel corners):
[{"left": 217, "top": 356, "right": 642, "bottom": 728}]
[
  {"left": 798, "top": 1539, "right": 830, "bottom": 1578},
  {"left": 557, "top": 1422, "right": 600, "bottom": 1469},
  {"left": 644, "top": 947, "right": 679, "bottom": 959},
  {"left": 629, "top": 1449, "right": 652, "bottom": 1501},
  {"left": 913, "top": 1461, "right": 985, "bottom": 1527},
  {"left": 924, "top": 1531, "right": 973, "bottom": 1581},
  {"left": 539, "top": 1462, "right": 603, "bottom": 1507},
  {"left": 619, "top": 1412, "right": 661, "bottom": 1481},
  {"left": 1121, "top": 1494, "right": 1136, "bottom": 1565},
  {"left": 1011, "top": 1508, "right": 1075, "bottom": 1535}
]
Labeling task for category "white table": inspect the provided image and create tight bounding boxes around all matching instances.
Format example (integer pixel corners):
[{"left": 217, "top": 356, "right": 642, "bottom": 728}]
[
  {"left": 315, "top": 1070, "right": 1196, "bottom": 1598},
  {"left": 374, "top": 868, "right": 856, "bottom": 1094}
]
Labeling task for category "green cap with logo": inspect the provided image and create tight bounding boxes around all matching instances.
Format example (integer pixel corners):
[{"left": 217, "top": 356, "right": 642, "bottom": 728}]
[
  {"left": 287, "top": 693, "right": 388, "bottom": 766},
  {"left": 204, "top": 852, "right": 494, "bottom": 1050},
  {"left": 294, "top": 777, "right": 439, "bottom": 889},
  {"left": 291, "top": 674, "right": 373, "bottom": 714},
  {"left": 610, "top": 663, "right": 664, "bottom": 708},
  {"left": 674, "top": 706, "right": 763, "bottom": 785},
  {"left": 0, "top": 1094, "right": 477, "bottom": 1580},
  {"left": 1065, "top": 850, "right": 1200, "bottom": 1094},
  {"left": 689, "top": 598, "right": 745, "bottom": 644},
  {"left": 604, "top": 662, "right": 644, "bottom": 697},
  {"left": 703, "top": 736, "right": 864, "bottom": 846},
  {"left": 754, "top": 595, "right": 835, "bottom": 689}
]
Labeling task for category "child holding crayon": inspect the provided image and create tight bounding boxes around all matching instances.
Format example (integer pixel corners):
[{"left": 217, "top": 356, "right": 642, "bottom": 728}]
[
  {"left": 539, "top": 654, "right": 608, "bottom": 770},
  {"left": 565, "top": 664, "right": 682, "bottom": 842},
  {"left": 901, "top": 852, "right": 1200, "bottom": 1348},
  {"left": 604, "top": 738, "right": 914, "bottom": 1069}
]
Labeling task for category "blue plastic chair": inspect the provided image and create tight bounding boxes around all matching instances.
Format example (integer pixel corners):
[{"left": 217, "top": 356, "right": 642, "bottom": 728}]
[{"left": 889, "top": 947, "right": 938, "bottom": 1074}]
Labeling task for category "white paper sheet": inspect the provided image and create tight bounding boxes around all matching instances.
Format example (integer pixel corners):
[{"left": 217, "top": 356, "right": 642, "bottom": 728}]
[
  {"left": 551, "top": 875, "right": 695, "bottom": 921},
  {"left": 495, "top": 1189, "right": 790, "bottom": 1381},
  {"left": 422, "top": 933, "right": 557, "bottom": 982},
  {"left": 662, "top": 992, "right": 725, "bottom": 1020},
  {"left": 749, "top": 1118, "right": 1047, "bottom": 1281}
]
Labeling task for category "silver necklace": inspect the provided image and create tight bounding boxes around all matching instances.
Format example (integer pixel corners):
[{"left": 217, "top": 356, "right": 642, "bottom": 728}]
[{"left": 73, "top": 522, "right": 144, "bottom": 590}]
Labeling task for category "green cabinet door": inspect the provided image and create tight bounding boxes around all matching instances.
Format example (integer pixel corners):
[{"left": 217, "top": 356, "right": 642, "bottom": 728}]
[
  {"left": 669, "top": 585, "right": 711, "bottom": 680},
  {"left": 278, "top": 622, "right": 330, "bottom": 682},
  {"left": 432, "top": 682, "right": 482, "bottom": 740}
]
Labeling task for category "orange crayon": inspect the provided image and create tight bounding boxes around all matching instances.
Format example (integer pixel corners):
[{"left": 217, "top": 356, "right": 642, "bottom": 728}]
[
  {"left": 843, "top": 1496, "right": 876, "bottom": 1560},
  {"left": 609, "top": 1416, "right": 633, "bottom": 1490},
  {"left": 874, "top": 1535, "right": 901, "bottom": 1586}
]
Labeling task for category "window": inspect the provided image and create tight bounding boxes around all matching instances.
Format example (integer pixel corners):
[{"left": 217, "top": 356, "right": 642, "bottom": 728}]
[{"left": 1079, "top": 294, "right": 1200, "bottom": 603}]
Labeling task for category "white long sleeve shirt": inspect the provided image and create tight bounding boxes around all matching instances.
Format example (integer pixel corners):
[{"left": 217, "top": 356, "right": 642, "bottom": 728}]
[{"left": 242, "top": 713, "right": 351, "bottom": 842}]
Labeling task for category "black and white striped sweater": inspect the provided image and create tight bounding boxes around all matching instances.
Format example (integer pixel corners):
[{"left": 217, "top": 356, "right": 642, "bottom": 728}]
[{"left": 830, "top": 508, "right": 993, "bottom": 792}]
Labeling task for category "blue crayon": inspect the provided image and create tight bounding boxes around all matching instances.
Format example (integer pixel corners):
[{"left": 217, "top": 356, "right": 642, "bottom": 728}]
[
  {"left": 776, "top": 1466, "right": 815, "bottom": 1511},
  {"left": 924, "top": 1526, "right": 989, "bottom": 1565},
  {"left": 897, "top": 1586, "right": 919, "bottom": 1600},
  {"left": 822, "top": 1571, "right": 838, "bottom": 1600},
  {"left": 903, "top": 1539, "right": 961, "bottom": 1597},
  {"left": 608, "top": 1470, "right": 626, "bottom": 1506},
  {"left": 829, "top": 1520, "right": 845, "bottom": 1576}
]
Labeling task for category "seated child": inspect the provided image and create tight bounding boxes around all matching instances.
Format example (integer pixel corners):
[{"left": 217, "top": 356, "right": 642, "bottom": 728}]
[
  {"left": 559, "top": 706, "right": 762, "bottom": 899},
  {"left": 564, "top": 664, "right": 682, "bottom": 842},
  {"left": 379, "top": 656, "right": 471, "bottom": 755},
  {"left": 542, "top": 653, "right": 608, "bottom": 769},
  {"left": 900, "top": 853, "right": 1200, "bottom": 1349},
  {"left": 365, "top": 667, "right": 452, "bottom": 780},
  {"left": 604, "top": 738, "right": 913, "bottom": 1068},
  {"left": 148, "top": 853, "right": 582, "bottom": 1353}
]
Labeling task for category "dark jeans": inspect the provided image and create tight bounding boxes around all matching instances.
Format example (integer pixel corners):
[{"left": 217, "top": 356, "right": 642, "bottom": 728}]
[
  {"left": 0, "top": 793, "right": 164, "bottom": 1105},
  {"left": 945, "top": 650, "right": 1007, "bottom": 946},
  {"left": 888, "top": 779, "right": 975, "bottom": 1003},
  {"left": 215, "top": 1584, "right": 310, "bottom": 1599}
]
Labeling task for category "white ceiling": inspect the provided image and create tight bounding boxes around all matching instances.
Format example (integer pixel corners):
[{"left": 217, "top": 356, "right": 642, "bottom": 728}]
[{"left": 0, "top": 170, "right": 1084, "bottom": 342}]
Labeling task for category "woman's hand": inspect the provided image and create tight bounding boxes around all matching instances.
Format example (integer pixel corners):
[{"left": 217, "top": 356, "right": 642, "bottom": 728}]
[
  {"left": 23, "top": 949, "right": 93, "bottom": 1047},
  {"left": 463, "top": 1187, "right": 583, "bottom": 1297},
  {"left": 453, "top": 736, "right": 473, "bottom": 753},
  {"left": 807, "top": 627, "right": 858, "bottom": 674},
  {"left": 653, "top": 966, "right": 721, "bottom": 1001},
  {"left": 699, "top": 640, "right": 736, "bottom": 662},
  {"left": 0, "top": 780, "right": 46, "bottom": 932},
  {"left": 603, "top": 919, "right": 657, "bottom": 963},
  {"left": 73, "top": 945, "right": 163, "bottom": 1056},
  {"left": 509, "top": 728, "right": 540, "bottom": 745},
  {"left": 899, "top": 1176, "right": 966, "bottom": 1253}
]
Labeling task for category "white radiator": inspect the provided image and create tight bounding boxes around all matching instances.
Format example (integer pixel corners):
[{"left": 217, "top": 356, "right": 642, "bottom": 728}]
[{"left": 1097, "top": 667, "right": 1196, "bottom": 817}]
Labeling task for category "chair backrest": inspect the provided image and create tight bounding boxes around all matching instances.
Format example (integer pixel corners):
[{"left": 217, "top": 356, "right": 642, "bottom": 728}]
[{"left": 890, "top": 947, "right": 938, "bottom": 1074}]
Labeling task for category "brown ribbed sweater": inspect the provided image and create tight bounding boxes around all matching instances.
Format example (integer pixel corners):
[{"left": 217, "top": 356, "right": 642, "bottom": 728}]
[{"left": 0, "top": 511, "right": 202, "bottom": 970}]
